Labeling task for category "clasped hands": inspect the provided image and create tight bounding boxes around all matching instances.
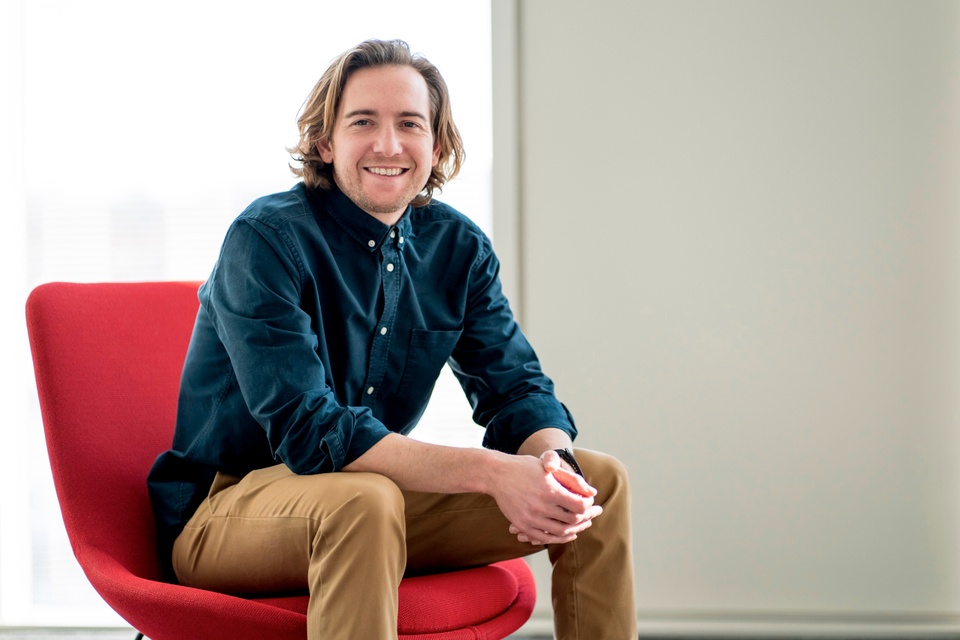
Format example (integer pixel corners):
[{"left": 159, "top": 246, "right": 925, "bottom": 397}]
[{"left": 499, "top": 450, "right": 602, "bottom": 546}]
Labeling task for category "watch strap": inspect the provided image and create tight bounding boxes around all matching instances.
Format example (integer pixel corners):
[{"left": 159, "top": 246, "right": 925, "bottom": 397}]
[{"left": 554, "top": 447, "right": 584, "bottom": 477}]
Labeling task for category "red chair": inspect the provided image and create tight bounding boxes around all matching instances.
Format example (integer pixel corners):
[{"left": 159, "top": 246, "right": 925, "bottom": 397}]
[{"left": 25, "top": 281, "right": 535, "bottom": 640}]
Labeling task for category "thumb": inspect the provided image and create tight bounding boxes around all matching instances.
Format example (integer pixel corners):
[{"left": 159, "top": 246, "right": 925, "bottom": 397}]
[
  {"left": 553, "top": 467, "right": 597, "bottom": 498},
  {"left": 541, "top": 450, "right": 597, "bottom": 498},
  {"left": 539, "top": 449, "right": 563, "bottom": 473}
]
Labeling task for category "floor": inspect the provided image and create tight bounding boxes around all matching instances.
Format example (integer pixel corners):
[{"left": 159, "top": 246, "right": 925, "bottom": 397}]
[{"left": 0, "top": 633, "right": 134, "bottom": 640}]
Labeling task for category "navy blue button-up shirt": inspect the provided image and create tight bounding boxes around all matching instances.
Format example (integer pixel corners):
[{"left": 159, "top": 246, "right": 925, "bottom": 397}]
[{"left": 148, "top": 182, "right": 576, "bottom": 557}]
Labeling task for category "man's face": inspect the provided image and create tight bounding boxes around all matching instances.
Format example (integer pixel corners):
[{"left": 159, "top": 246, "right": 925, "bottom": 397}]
[{"left": 318, "top": 65, "right": 441, "bottom": 223}]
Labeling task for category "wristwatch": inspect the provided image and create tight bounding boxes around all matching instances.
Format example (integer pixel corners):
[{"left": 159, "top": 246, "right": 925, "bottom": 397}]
[{"left": 554, "top": 448, "right": 584, "bottom": 477}]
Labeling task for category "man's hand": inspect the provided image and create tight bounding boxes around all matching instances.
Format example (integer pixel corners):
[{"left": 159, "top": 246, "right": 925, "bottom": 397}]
[
  {"left": 538, "top": 448, "right": 593, "bottom": 495},
  {"left": 495, "top": 452, "right": 603, "bottom": 546},
  {"left": 345, "top": 429, "right": 603, "bottom": 546}
]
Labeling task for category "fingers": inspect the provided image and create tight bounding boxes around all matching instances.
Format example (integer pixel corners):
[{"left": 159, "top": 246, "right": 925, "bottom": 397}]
[
  {"left": 553, "top": 467, "right": 598, "bottom": 498},
  {"left": 507, "top": 503, "right": 603, "bottom": 546},
  {"left": 552, "top": 483, "right": 597, "bottom": 518},
  {"left": 509, "top": 520, "right": 586, "bottom": 546},
  {"left": 509, "top": 522, "right": 578, "bottom": 546},
  {"left": 558, "top": 502, "right": 603, "bottom": 523},
  {"left": 494, "top": 452, "right": 604, "bottom": 547},
  {"left": 540, "top": 450, "right": 598, "bottom": 499}
]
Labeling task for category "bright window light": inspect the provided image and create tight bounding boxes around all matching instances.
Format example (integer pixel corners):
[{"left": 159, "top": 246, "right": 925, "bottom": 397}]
[{"left": 2, "top": 0, "right": 491, "bottom": 626}]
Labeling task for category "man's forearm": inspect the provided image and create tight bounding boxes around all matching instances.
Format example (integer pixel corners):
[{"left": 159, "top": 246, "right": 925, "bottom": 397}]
[
  {"left": 345, "top": 429, "right": 599, "bottom": 546},
  {"left": 343, "top": 427, "right": 574, "bottom": 494},
  {"left": 342, "top": 432, "right": 512, "bottom": 495},
  {"left": 516, "top": 427, "right": 574, "bottom": 459}
]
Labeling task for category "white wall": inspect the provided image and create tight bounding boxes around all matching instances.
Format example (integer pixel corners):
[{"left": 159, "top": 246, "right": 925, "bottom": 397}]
[{"left": 495, "top": 0, "right": 960, "bottom": 635}]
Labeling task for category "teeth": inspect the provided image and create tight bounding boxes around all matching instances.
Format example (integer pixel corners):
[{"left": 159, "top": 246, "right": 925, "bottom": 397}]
[{"left": 368, "top": 167, "right": 403, "bottom": 176}]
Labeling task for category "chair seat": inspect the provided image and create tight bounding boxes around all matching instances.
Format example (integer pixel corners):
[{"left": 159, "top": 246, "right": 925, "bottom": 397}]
[{"left": 255, "top": 561, "right": 525, "bottom": 635}]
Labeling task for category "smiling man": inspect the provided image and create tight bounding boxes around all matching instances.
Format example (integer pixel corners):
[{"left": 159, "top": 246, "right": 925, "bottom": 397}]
[
  {"left": 148, "top": 39, "right": 636, "bottom": 640},
  {"left": 317, "top": 64, "right": 440, "bottom": 222}
]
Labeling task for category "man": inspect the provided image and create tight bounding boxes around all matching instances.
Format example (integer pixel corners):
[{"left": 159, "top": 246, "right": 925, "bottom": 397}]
[{"left": 148, "top": 39, "right": 636, "bottom": 640}]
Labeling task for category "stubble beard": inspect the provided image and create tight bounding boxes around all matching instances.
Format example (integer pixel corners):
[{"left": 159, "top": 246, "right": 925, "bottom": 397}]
[{"left": 333, "top": 167, "right": 428, "bottom": 218}]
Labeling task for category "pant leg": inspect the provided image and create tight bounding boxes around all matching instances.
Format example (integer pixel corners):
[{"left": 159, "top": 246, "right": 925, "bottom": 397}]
[
  {"left": 548, "top": 449, "right": 637, "bottom": 640},
  {"left": 402, "top": 486, "right": 541, "bottom": 574},
  {"left": 403, "top": 449, "right": 637, "bottom": 640},
  {"left": 172, "top": 464, "right": 406, "bottom": 640}
]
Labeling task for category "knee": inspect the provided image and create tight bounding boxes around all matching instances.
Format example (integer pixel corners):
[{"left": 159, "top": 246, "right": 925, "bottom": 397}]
[
  {"left": 307, "top": 474, "right": 407, "bottom": 578},
  {"left": 291, "top": 471, "right": 406, "bottom": 545},
  {"left": 334, "top": 473, "right": 406, "bottom": 527},
  {"left": 574, "top": 449, "right": 631, "bottom": 506}
]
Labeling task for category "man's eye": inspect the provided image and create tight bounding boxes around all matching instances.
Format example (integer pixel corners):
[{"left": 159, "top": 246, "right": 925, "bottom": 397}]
[
  {"left": 352, "top": 119, "right": 370, "bottom": 126},
  {"left": 402, "top": 121, "right": 421, "bottom": 128}
]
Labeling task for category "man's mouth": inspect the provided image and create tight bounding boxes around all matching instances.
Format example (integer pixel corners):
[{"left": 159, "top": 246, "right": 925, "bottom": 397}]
[{"left": 366, "top": 167, "right": 406, "bottom": 176}]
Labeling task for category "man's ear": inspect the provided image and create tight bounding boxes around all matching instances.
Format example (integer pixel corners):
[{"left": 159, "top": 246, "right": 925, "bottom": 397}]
[
  {"left": 317, "top": 138, "right": 334, "bottom": 163},
  {"left": 431, "top": 140, "right": 441, "bottom": 167}
]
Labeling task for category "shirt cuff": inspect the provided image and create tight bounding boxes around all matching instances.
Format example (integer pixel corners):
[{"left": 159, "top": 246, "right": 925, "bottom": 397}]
[
  {"left": 310, "top": 407, "right": 393, "bottom": 473},
  {"left": 481, "top": 395, "right": 577, "bottom": 454}
]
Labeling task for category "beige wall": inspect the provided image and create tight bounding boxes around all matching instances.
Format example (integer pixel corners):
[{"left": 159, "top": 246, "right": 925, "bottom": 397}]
[{"left": 494, "top": 0, "right": 960, "bottom": 634}]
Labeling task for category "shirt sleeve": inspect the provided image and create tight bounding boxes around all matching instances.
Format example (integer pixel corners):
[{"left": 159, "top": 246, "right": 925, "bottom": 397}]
[
  {"left": 201, "top": 216, "right": 392, "bottom": 473},
  {"left": 449, "top": 236, "right": 577, "bottom": 454}
]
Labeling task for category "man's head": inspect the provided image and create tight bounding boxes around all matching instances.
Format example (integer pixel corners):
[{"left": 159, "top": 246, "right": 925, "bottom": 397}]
[{"left": 289, "top": 39, "right": 464, "bottom": 211}]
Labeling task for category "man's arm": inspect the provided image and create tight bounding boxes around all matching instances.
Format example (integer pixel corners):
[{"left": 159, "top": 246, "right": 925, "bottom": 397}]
[{"left": 344, "top": 428, "right": 602, "bottom": 545}]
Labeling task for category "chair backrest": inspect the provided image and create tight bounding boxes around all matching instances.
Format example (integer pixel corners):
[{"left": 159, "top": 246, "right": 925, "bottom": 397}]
[{"left": 26, "top": 281, "right": 201, "bottom": 580}]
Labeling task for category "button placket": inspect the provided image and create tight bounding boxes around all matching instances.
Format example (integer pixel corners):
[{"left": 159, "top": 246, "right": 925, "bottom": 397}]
[{"left": 359, "top": 231, "right": 402, "bottom": 408}]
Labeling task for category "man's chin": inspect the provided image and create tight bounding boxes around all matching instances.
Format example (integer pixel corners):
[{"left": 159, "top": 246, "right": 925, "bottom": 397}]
[{"left": 354, "top": 189, "right": 420, "bottom": 215}]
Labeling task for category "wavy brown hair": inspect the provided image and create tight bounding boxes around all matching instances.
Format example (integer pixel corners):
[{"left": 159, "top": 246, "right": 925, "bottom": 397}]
[{"left": 288, "top": 39, "right": 464, "bottom": 207}]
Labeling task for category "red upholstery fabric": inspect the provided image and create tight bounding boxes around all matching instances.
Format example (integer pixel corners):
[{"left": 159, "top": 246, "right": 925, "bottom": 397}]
[{"left": 25, "top": 281, "right": 535, "bottom": 640}]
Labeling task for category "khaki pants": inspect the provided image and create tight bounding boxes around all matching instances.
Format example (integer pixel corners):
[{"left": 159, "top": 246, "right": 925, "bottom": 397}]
[{"left": 172, "top": 449, "right": 636, "bottom": 640}]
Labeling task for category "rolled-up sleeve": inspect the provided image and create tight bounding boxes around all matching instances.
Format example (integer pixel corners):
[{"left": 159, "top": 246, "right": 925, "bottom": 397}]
[
  {"left": 203, "top": 217, "right": 391, "bottom": 473},
  {"left": 449, "top": 236, "right": 577, "bottom": 454}
]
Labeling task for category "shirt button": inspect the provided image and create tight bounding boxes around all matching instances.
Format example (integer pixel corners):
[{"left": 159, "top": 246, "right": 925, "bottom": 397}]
[
  {"left": 366, "top": 386, "right": 374, "bottom": 395},
  {"left": 367, "top": 240, "right": 376, "bottom": 248},
  {"left": 386, "top": 263, "right": 395, "bottom": 272},
  {"left": 399, "top": 236, "right": 404, "bottom": 244},
  {"left": 380, "top": 327, "right": 387, "bottom": 335},
  {"left": 390, "top": 230, "right": 396, "bottom": 238}
]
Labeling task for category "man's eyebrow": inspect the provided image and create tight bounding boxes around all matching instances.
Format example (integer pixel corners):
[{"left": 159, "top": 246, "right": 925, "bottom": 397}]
[
  {"left": 342, "top": 109, "right": 429, "bottom": 121},
  {"left": 342, "top": 109, "right": 376, "bottom": 119}
]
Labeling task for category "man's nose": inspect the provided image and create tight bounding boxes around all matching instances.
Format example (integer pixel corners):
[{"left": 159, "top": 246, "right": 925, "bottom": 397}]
[{"left": 373, "top": 126, "right": 402, "bottom": 156}]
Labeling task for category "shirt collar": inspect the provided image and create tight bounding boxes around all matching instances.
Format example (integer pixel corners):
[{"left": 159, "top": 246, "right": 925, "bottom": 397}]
[{"left": 315, "top": 184, "right": 413, "bottom": 252}]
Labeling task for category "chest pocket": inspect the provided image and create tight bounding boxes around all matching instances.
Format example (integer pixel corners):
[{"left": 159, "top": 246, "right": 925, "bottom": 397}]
[{"left": 395, "top": 328, "right": 463, "bottom": 407}]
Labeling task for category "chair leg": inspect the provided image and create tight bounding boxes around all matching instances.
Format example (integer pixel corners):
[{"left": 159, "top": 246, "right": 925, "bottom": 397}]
[{"left": 134, "top": 633, "right": 144, "bottom": 640}]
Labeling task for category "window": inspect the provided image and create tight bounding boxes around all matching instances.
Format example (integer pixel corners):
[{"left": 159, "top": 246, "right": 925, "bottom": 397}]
[{"left": 1, "top": 0, "right": 491, "bottom": 625}]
